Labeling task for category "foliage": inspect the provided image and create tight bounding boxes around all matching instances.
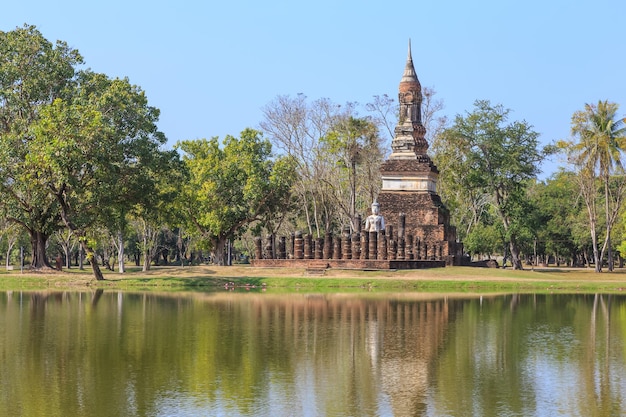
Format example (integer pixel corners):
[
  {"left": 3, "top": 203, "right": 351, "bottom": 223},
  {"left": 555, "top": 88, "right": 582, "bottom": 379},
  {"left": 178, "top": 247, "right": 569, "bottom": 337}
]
[
  {"left": 0, "top": 24, "right": 83, "bottom": 268},
  {"left": 528, "top": 171, "right": 584, "bottom": 266},
  {"left": 28, "top": 70, "right": 178, "bottom": 279},
  {"left": 560, "top": 100, "right": 626, "bottom": 271},
  {"left": 321, "top": 116, "right": 384, "bottom": 230},
  {"left": 260, "top": 95, "right": 358, "bottom": 236},
  {"left": 435, "top": 100, "right": 547, "bottom": 269},
  {"left": 176, "top": 129, "right": 297, "bottom": 265},
  {"left": 463, "top": 222, "right": 501, "bottom": 259}
]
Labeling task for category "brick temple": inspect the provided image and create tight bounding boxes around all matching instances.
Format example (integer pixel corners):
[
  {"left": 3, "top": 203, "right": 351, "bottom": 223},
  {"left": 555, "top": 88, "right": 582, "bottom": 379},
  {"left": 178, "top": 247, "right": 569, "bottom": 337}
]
[
  {"left": 251, "top": 42, "right": 463, "bottom": 269},
  {"left": 377, "top": 41, "right": 463, "bottom": 266}
]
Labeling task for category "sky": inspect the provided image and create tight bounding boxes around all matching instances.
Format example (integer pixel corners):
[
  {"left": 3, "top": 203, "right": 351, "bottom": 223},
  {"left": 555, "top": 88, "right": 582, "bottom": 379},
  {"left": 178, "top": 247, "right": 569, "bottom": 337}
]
[{"left": 3, "top": 0, "right": 625, "bottom": 179}]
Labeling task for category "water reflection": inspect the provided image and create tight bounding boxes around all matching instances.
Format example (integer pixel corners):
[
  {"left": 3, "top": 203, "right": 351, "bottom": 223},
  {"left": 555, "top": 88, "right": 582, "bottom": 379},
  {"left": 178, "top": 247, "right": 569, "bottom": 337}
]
[{"left": 0, "top": 291, "right": 624, "bottom": 416}]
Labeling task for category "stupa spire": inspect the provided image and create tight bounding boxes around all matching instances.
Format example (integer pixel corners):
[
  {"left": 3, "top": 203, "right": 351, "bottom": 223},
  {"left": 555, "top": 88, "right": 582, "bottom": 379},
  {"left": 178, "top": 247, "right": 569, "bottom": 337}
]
[
  {"left": 389, "top": 39, "right": 428, "bottom": 159},
  {"left": 401, "top": 39, "right": 419, "bottom": 84}
]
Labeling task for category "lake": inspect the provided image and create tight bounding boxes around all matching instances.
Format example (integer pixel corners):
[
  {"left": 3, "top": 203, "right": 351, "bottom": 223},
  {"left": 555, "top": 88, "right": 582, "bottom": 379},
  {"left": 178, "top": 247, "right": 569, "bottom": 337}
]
[{"left": 0, "top": 290, "right": 624, "bottom": 416}]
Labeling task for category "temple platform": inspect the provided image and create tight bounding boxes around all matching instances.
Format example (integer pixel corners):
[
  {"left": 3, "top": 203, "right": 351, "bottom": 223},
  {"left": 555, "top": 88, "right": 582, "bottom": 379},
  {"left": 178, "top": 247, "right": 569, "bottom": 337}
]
[{"left": 250, "top": 259, "right": 445, "bottom": 270}]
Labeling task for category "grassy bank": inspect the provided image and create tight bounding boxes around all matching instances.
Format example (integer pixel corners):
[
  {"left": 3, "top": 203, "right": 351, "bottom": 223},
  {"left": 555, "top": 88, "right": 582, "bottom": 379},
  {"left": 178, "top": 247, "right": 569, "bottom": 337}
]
[{"left": 1, "top": 264, "right": 626, "bottom": 293}]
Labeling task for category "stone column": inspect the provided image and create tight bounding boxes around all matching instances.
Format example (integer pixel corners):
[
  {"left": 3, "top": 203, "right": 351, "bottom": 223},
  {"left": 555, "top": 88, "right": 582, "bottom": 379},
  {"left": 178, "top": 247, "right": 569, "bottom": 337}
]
[
  {"left": 355, "top": 214, "right": 362, "bottom": 234},
  {"left": 369, "top": 231, "right": 378, "bottom": 260},
  {"left": 379, "top": 231, "right": 387, "bottom": 260},
  {"left": 361, "top": 233, "right": 369, "bottom": 260},
  {"left": 342, "top": 226, "right": 351, "bottom": 260},
  {"left": 315, "top": 237, "right": 324, "bottom": 259},
  {"left": 398, "top": 213, "right": 406, "bottom": 239},
  {"left": 265, "top": 235, "right": 274, "bottom": 259},
  {"left": 254, "top": 237, "right": 262, "bottom": 260},
  {"left": 398, "top": 238, "right": 405, "bottom": 260},
  {"left": 278, "top": 236, "right": 286, "bottom": 259},
  {"left": 406, "top": 234, "right": 414, "bottom": 260},
  {"left": 290, "top": 232, "right": 295, "bottom": 259},
  {"left": 397, "top": 213, "right": 406, "bottom": 261},
  {"left": 333, "top": 236, "right": 342, "bottom": 260},
  {"left": 293, "top": 230, "right": 304, "bottom": 259},
  {"left": 294, "top": 231, "right": 304, "bottom": 259},
  {"left": 389, "top": 239, "right": 397, "bottom": 260},
  {"left": 304, "top": 234, "right": 312, "bottom": 259},
  {"left": 352, "top": 233, "right": 361, "bottom": 261},
  {"left": 323, "top": 233, "right": 333, "bottom": 259}
]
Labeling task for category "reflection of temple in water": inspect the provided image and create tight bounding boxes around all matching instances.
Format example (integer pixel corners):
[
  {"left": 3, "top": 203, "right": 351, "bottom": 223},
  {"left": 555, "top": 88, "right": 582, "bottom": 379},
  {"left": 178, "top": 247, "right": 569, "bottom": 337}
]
[{"left": 240, "top": 294, "right": 452, "bottom": 416}]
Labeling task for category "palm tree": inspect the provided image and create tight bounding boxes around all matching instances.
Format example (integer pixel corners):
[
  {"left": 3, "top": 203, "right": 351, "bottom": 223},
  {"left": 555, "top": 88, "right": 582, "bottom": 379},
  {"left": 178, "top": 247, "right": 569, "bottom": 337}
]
[{"left": 570, "top": 100, "right": 626, "bottom": 271}]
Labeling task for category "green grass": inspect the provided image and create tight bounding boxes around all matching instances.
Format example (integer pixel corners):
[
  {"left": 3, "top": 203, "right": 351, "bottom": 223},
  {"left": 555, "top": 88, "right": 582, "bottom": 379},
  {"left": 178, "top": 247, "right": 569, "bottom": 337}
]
[{"left": 0, "top": 264, "right": 625, "bottom": 294}]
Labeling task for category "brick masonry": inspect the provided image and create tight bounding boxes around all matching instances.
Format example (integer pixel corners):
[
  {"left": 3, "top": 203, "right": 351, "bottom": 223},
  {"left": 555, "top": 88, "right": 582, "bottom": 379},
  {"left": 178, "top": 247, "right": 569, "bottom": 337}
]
[{"left": 250, "top": 259, "right": 445, "bottom": 269}]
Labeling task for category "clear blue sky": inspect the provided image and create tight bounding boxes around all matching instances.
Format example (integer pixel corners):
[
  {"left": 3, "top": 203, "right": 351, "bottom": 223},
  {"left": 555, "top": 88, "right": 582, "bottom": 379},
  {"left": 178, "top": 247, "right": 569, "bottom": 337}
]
[{"left": 3, "top": 0, "right": 625, "bottom": 178}]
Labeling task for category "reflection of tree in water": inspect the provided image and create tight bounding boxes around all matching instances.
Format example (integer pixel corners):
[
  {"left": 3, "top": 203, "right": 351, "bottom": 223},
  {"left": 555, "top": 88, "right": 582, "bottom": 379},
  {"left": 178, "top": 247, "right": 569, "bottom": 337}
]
[
  {"left": 91, "top": 288, "right": 104, "bottom": 307},
  {"left": 2, "top": 291, "right": 624, "bottom": 416}
]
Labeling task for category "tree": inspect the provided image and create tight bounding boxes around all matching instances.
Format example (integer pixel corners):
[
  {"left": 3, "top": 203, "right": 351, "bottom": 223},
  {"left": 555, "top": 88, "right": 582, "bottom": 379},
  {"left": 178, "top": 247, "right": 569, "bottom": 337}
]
[
  {"left": 463, "top": 222, "right": 501, "bottom": 260},
  {"left": 437, "top": 100, "right": 546, "bottom": 269},
  {"left": 260, "top": 95, "right": 356, "bottom": 236},
  {"left": 0, "top": 25, "right": 83, "bottom": 268},
  {"left": 130, "top": 216, "right": 162, "bottom": 271},
  {"left": 528, "top": 172, "right": 581, "bottom": 266},
  {"left": 176, "top": 129, "right": 297, "bottom": 265},
  {"left": 321, "top": 116, "right": 383, "bottom": 229},
  {"left": 365, "top": 94, "right": 395, "bottom": 150},
  {"left": 29, "top": 71, "right": 178, "bottom": 280},
  {"left": 52, "top": 228, "right": 78, "bottom": 269},
  {"left": 562, "top": 100, "right": 626, "bottom": 271}
]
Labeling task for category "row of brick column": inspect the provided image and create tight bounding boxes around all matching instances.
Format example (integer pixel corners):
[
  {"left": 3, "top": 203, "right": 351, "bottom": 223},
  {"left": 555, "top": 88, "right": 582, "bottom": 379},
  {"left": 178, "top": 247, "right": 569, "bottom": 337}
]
[{"left": 254, "top": 229, "right": 444, "bottom": 261}]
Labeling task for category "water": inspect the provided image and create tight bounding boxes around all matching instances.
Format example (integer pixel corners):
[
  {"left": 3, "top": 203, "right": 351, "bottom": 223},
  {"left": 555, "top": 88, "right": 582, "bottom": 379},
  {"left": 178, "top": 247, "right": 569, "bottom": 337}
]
[{"left": 0, "top": 291, "right": 624, "bottom": 416}]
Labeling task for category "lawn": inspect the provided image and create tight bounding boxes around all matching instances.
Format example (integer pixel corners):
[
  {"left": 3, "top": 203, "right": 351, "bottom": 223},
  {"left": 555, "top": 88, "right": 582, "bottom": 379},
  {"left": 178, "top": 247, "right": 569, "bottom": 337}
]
[{"left": 1, "top": 264, "right": 625, "bottom": 293}]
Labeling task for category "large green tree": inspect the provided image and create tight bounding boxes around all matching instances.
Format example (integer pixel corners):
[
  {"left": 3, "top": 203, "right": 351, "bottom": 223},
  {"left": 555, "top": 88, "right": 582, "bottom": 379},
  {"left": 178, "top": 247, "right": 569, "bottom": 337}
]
[
  {"left": 0, "top": 25, "right": 82, "bottom": 268},
  {"left": 436, "top": 100, "right": 546, "bottom": 269},
  {"left": 176, "top": 129, "right": 297, "bottom": 265},
  {"left": 29, "top": 71, "right": 179, "bottom": 280},
  {"left": 562, "top": 100, "right": 626, "bottom": 271},
  {"left": 528, "top": 172, "right": 582, "bottom": 267}
]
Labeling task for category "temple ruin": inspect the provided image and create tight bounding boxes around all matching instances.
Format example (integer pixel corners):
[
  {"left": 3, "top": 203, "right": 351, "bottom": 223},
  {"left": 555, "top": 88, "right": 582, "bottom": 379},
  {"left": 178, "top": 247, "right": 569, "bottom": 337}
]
[{"left": 251, "top": 41, "right": 463, "bottom": 269}]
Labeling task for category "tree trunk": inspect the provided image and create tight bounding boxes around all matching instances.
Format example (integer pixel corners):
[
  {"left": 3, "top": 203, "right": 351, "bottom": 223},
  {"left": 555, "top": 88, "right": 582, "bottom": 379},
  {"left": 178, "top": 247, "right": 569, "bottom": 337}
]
[
  {"left": 177, "top": 230, "right": 185, "bottom": 267},
  {"left": 81, "top": 240, "right": 104, "bottom": 281},
  {"left": 500, "top": 214, "right": 522, "bottom": 270},
  {"left": 117, "top": 231, "right": 125, "bottom": 273},
  {"left": 509, "top": 239, "right": 523, "bottom": 270},
  {"left": 211, "top": 236, "right": 229, "bottom": 266},
  {"left": 64, "top": 243, "right": 71, "bottom": 269},
  {"left": 602, "top": 221, "right": 613, "bottom": 271},
  {"left": 142, "top": 248, "right": 151, "bottom": 271},
  {"left": 590, "top": 226, "right": 601, "bottom": 272},
  {"left": 30, "top": 230, "right": 51, "bottom": 269},
  {"left": 6, "top": 238, "right": 16, "bottom": 269}
]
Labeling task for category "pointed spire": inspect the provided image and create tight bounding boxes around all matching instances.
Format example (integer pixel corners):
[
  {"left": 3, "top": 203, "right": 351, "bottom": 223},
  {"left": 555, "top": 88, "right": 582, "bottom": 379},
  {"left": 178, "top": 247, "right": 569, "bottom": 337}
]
[{"left": 401, "top": 39, "right": 419, "bottom": 84}]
